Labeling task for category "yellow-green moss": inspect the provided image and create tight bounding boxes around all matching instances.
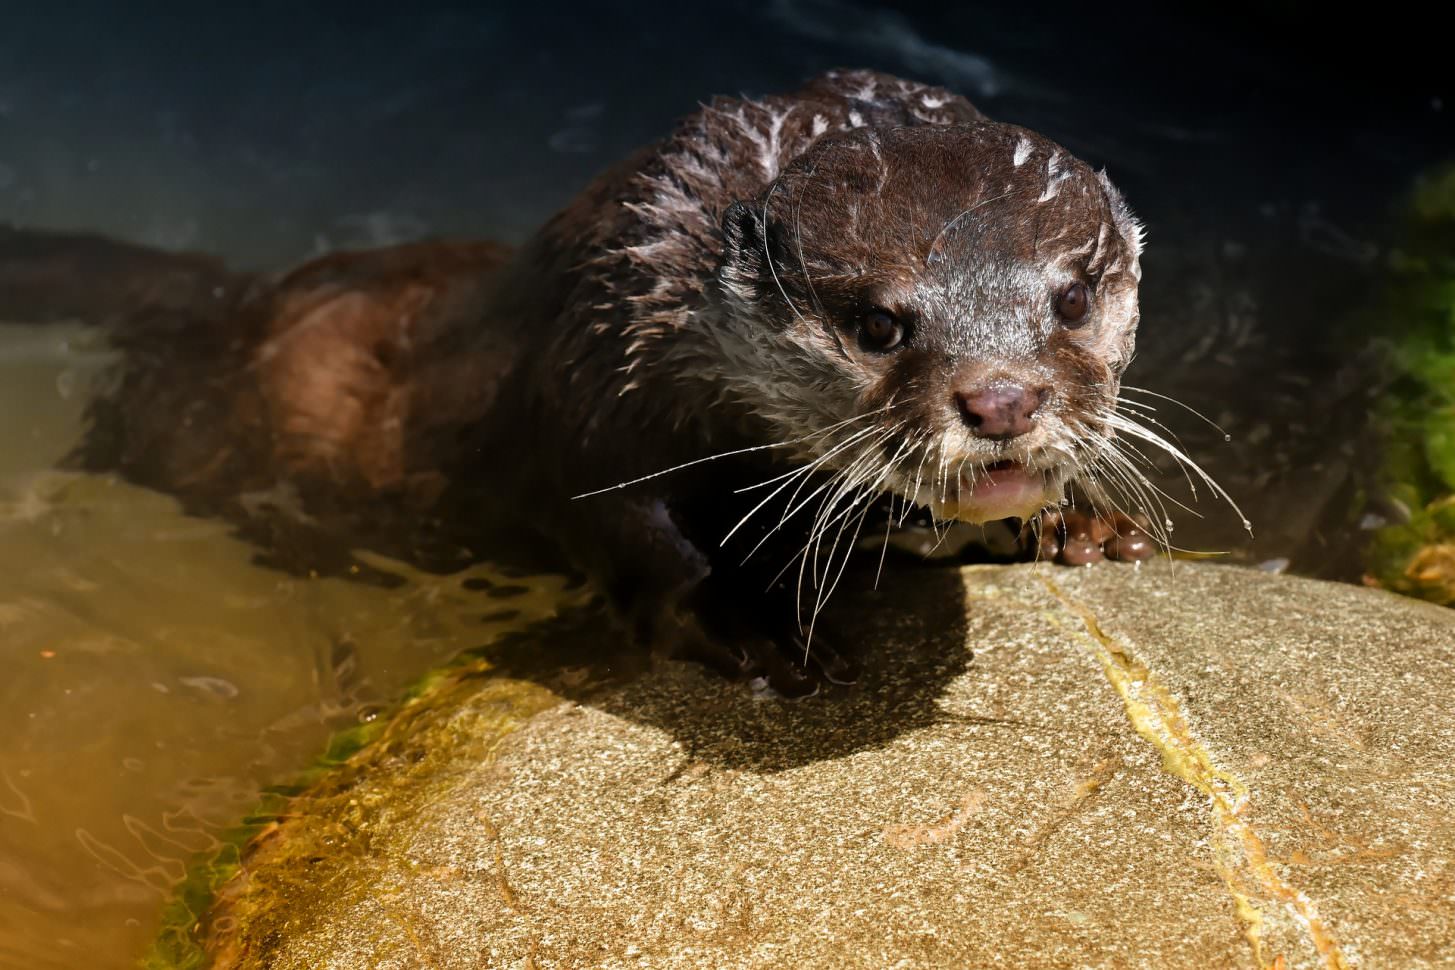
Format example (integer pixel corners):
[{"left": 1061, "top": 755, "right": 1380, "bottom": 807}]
[
  {"left": 1365, "top": 166, "right": 1455, "bottom": 604},
  {"left": 141, "top": 651, "right": 565, "bottom": 969}
]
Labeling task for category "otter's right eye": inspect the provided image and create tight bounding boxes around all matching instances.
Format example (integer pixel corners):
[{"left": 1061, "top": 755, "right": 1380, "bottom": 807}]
[
  {"left": 1056, "top": 282, "right": 1091, "bottom": 326},
  {"left": 859, "top": 309, "right": 904, "bottom": 352}
]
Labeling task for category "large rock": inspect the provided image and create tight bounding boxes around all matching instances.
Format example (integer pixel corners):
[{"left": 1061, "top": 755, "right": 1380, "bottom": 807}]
[{"left": 184, "top": 562, "right": 1455, "bottom": 969}]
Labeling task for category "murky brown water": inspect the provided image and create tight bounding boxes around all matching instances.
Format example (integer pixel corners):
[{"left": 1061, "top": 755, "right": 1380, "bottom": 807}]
[{"left": 0, "top": 324, "right": 582, "bottom": 968}]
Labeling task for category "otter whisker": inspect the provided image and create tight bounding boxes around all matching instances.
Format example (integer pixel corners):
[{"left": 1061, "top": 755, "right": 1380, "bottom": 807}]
[
  {"left": 793, "top": 475, "right": 870, "bottom": 626},
  {"left": 1050, "top": 430, "right": 1156, "bottom": 535},
  {"left": 892, "top": 428, "right": 934, "bottom": 527},
  {"left": 1112, "top": 397, "right": 1205, "bottom": 498},
  {"left": 1076, "top": 425, "right": 1231, "bottom": 557},
  {"left": 739, "top": 418, "right": 884, "bottom": 497},
  {"left": 572, "top": 409, "right": 876, "bottom": 499},
  {"left": 755, "top": 424, "right": 894, "bottom": 586},
  {"left": 808, "top": 489, "right": 877, "bottom": 646},
  {"left": 788, "top": 429, "right": 900, "bottom": 623},
  {"left": 1076, "top": 444, "right": 1230, "bottom": 557},
  {"left": 875, "top": 492, "right": 897, "bottom": 589},
  {"left": 790, "top": 173, "right": 852, "bottom": 361},
  {"left": 761, "top": 176, "right": 811, "bottom": 328},
  {"left": 720, "top": 421, "right": 883, "bottom": 547},
  {"left": 732, "top": 408, "right": 889, "bottom": 493},
  {"left": 803, "top": 433, "right": 915, "bottom": 645},
  {"left": 742, "top": 418, "right": 901, "bottom": 533},
  {"left": 1099, "top": 439, "right": 1193, "bottom": 523},
  {"left": 901, "top": 434, "right": 934, "bottom": 526},
  {"left": 806, "top": 431, "right": 900, "bottom": 566},
  {"left": 1079, "top": 427, "right": 1173, "bottom": 517},
  {"left": 1119, "top": 384, "right": 1233, "bottom": 440},
  {"left": 927, "top": 189, "right": 1015, "bottom": 262},
  {"left": 1104, "top": 429, "right": 1204, "bottom": 515},
  {"left": 736, "top": 424, "right": 897, "bottom": 566},
  {"left": 1080, "top": 438, "right": 1177, "bottom": 548},
  {"left": 930, "top": 437, "right": 955, "bottom": 546},
  {"left": 1102, "top": 412, "right": 1251, "bottom": 534}
]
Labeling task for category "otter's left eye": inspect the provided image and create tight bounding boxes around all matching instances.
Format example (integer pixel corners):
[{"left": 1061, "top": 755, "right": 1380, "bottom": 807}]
[
  {"left": 859, "top": 309, "right": 904, "bottom": 351},
  {"left": 1057, "top": 282, "right": 1091, "bottom": 326}
]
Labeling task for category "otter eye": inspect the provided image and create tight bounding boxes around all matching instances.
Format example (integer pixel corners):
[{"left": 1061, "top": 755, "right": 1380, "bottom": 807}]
[
  {"left": 859, "top": 309, "right": 904, "bottom": 351},
  {"left": 1057, "top": 282, "right": 1090, "bottom": 326}
]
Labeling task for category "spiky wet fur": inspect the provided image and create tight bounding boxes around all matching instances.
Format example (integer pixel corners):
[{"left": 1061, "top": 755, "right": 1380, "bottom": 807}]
[{"left": 488, "top": 70, "right": 1229, "bottom": 650}]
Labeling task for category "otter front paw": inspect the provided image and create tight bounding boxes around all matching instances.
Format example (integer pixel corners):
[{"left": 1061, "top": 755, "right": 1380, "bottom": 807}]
[
  {"left": 1036, "top": 508, "right": 1157, "bottom": 565},
  {"left": 672, "top": 586, "right": 859, "bottom": 699}
]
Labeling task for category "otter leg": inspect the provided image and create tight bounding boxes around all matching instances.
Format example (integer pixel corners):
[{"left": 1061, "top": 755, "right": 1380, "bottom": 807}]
[
  {"left": 1035, "top": 508, "right": 1157, "bottom": 565},
  {"left": 556, "top": 492, "right": 854, "bottom": 697},
  {"left": 550, "top": 493, "right": 712, "bottom": 646},
  {"left": 679, "top": 572, "right": 859, "bottom": 699},
  {"left": 674, "top": 494, "right": 862, "bottom": 697}
]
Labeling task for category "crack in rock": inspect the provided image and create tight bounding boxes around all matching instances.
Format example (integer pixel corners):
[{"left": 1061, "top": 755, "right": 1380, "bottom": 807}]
[{"left": 1036, "top": 573, "right": 1349, "bottom": 970}]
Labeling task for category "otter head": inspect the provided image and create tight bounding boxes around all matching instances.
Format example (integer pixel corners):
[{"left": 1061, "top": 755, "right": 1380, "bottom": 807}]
[{"left": 714, "top": 122, "right": 1143, "bottom": 524}]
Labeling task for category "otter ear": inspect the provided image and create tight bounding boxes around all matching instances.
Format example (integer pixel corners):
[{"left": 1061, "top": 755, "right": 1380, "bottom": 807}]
[
  {"left": 719, "top": 200, "right": 767, "bottom": 298},
  {"left": 1097, "top": 169, "right": 1145, "bottom": 259},
  {"left": 722, "top": 201, "right": 763, "bottom": 263}
]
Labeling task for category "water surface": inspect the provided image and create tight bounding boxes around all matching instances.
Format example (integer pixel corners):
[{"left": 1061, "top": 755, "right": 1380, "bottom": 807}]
[{"left": 0, "top": 325, "right": 581, "bottom": 967}]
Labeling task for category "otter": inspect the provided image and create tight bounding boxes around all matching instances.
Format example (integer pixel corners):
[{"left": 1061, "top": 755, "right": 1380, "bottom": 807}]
[
  {"left": 1, "top": 69, "right": 1158, "bottom": 693},
  {"left": 477, "top": 69, "right": 1153, "bottom": 690}
]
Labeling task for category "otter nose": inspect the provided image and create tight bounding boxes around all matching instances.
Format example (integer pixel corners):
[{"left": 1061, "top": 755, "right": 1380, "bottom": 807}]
[{"left": 955, "top": 383, "right": 1049, "bottom": 439}]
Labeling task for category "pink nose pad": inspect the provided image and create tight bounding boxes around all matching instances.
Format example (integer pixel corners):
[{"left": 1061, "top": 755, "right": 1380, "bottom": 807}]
[{"left": 954, "top": 384, "right": 1050, "bottom": 439}]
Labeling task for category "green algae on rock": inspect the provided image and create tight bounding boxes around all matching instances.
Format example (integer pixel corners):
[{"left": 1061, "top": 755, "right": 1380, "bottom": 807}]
[
  {"left": 1364, "top": 166, "right": 1455, "bottom": 604},
  {"left": 177, "top": 561, "right": 1455, "bottom": 969},
  {"left": 138, "top": 556, "right": 592, "bottom": 970},
  {"left": 146, "top": 661, "right": 567, "bottom": 970}
]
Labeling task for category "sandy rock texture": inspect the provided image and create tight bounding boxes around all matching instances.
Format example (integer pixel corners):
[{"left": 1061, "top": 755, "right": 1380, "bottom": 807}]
[{"left": 191, "top": 561, "right": 1455, "bottom": 970}]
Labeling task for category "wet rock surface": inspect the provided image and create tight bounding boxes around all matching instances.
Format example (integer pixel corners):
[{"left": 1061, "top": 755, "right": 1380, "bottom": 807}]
[{"left": 191, "top": 561, "right": 1455, "bottom": 969}]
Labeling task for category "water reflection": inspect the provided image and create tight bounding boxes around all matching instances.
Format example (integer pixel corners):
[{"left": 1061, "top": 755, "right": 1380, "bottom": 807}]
[{"left": 0, "top": 326, "right": 582, "bottom": 968}]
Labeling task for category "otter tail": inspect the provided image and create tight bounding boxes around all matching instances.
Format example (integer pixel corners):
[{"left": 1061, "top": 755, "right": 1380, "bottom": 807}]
[
  {"left": 0, "top": 224, "right": 246, "bottom": 328},
  {"left": 2, "top": 227, "right": 519, "bottom": 575}
]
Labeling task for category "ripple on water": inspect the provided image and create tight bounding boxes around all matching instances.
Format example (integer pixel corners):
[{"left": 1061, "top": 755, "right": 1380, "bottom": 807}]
[{"left": 0, "top": 325, "right": 586, "bottom": 970}]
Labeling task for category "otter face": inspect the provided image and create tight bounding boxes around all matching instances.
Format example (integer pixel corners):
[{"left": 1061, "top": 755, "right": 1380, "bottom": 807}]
[{"left": 716, "top": 122, "right": 1143, "bottom": 524}]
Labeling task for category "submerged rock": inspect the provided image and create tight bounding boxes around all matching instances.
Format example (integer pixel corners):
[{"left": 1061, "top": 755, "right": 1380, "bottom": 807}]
[{"left": 175, "top": 561, "right": 1455, "bottom": 969}]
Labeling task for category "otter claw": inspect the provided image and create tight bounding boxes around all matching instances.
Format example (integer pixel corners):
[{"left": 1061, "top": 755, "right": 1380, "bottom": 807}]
[
  {"left": 1036, "top": 508, "right": 1156, "bottom": 565},
  {"left": 668, "top": 598, "right": 857, "bottom": 697},
  {"left": 790, "top": 632, "right": 859, "bottom": 686}
]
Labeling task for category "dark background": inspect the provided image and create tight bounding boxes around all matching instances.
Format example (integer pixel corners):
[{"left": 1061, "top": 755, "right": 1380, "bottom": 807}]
[{"left": 0, "top": 2, "right": 1447, "bottom": 264}]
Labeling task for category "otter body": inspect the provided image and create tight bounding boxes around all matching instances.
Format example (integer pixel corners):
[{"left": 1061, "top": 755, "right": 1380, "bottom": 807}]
[
  {"left": 2, "top": 70, "right": 1150, "bottom": 691},
  {"left": 475, "top": 70, "right": 1147, "bottom": 688}
]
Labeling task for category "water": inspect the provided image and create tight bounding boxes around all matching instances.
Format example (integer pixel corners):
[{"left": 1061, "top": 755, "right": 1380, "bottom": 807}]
[
  {"left": 0, "top": 3, "right": 1450, "bottom": 966},
  {"left": 0, "top": 328, "right": 584, "bottom": 967}
]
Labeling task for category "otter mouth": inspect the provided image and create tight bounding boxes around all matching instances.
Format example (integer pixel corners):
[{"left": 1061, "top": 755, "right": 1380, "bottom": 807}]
[{"left": 930, "top": 459, "right": 1062, "bottom": 525}]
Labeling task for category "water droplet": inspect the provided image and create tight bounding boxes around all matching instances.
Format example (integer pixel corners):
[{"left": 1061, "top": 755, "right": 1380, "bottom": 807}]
[
  {"left": 1241, "top": 518, "right": 1253, "bottom": 532},
  {"left": 1223, "top": 433, "right": 1232, "bottom": 442}
]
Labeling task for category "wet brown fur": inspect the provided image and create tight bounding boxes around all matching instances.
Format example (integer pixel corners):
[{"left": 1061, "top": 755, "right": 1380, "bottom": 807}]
[{"left": 1, "top": 70, "right": 1144, "bottom": 679}]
